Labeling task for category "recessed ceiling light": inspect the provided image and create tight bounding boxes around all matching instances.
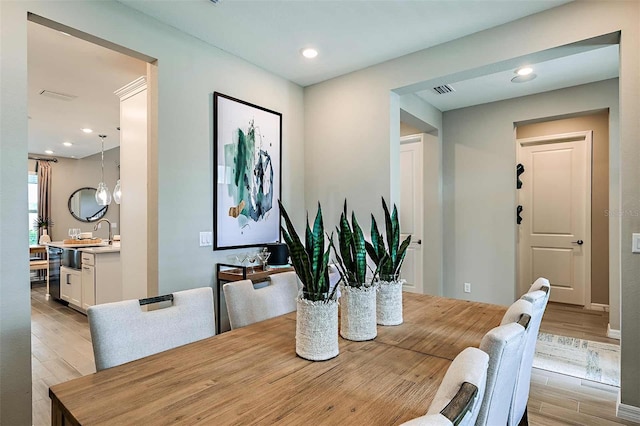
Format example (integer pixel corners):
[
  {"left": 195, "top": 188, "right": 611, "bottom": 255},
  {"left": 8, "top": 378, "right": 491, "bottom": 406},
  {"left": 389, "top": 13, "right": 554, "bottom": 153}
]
[
  {"left": 44, "top": 150, "right": 54, "bottom": 155},
  {"left": 511, "top": 73, "right": 537, "bottom": 83},
  {"left": 81, "top": 128, "right": 93, "bottom": 133},
  {"left": 63, "top": 142, "right": 73, "bottom": 147},
  {"left": 516, "top": 67, "right": 533, "bottom": 76},
  {"left": 301, "top": 48, "right": 318, "bottom": 59}
]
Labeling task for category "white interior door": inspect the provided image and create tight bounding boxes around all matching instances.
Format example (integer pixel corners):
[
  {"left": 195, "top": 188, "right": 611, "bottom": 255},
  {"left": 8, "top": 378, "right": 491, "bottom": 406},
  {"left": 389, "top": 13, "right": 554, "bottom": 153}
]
[
  {"left": 517, "top": 131, "right": 592, "bottom": 306},
  {"left": 400, "top": 135, "right": 424, "bottom": 293}
]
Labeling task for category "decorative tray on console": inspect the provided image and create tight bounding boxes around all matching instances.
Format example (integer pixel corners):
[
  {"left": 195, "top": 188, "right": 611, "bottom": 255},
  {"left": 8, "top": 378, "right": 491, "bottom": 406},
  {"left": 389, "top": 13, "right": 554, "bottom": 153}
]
[{"left": 62, "top": 238, "right": 103, "bottom": 245}]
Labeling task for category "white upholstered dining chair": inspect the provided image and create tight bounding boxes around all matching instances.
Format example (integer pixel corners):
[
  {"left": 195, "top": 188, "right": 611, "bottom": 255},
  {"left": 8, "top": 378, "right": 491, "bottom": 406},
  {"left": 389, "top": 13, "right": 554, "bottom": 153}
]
[
  {"left": 87, "top": 287, "right": 215, "bottom": 371},
  {"left": 223, "top": 271, "right": 298, "bottom": 329},
  {"left": 508, "top": 277, "right": 551, "bottom": 425},
  {"left": 475, "top": 299, "right": 532, "bottom": 426},
  {"left": 401, "top": 347, "right": 489, "bottom": 426}
]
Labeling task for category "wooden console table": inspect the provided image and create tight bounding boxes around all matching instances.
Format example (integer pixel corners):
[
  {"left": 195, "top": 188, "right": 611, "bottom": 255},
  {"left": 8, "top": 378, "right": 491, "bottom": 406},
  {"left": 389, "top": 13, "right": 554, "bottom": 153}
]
[{"left": 215, "top": 263, "right": 294, "bottom": 334}]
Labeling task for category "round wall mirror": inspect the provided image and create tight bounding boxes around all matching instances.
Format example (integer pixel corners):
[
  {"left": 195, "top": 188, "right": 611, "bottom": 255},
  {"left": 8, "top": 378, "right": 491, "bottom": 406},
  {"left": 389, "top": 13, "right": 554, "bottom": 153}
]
[{"left": 68, "top": 187, "right": 108, "bottom": 222}]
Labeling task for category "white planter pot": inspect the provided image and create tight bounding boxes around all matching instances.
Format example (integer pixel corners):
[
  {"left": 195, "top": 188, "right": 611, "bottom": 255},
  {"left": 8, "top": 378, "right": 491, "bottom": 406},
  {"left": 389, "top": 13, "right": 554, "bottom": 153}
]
[
  {"left": 339, "top": 283, "right": 377, "bottom": 341},
  {"left": 377, "top": 279, "right": 404, "bottom": 326},
  {"left": 296, "top": 297, "right": 339, "bottom": 361},
  {"left": 39, "top": 229, "right": 51, "bottom": 244}
]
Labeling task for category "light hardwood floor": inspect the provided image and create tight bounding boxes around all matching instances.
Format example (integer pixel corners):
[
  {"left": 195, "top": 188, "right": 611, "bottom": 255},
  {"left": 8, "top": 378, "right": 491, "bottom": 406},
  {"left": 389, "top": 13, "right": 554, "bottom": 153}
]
[
  {"left": 30, "top": 286, "right": 631, "bottom": 426},
  {"left": 531, "top": 302, "right": 632, "bottom": 425},
  {"left": 31, "top": 284, "right": 95, "bottom": 426}
]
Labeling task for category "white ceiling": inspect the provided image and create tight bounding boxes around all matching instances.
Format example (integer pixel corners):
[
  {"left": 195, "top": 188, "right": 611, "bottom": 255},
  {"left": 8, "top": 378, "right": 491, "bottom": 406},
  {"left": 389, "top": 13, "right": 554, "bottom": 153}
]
[
  {"left": 28, "top": 0, "right": 620, "bottom": 159},
  {"left": 415, "top": 44, "right": 619, "bottom": 111},
  {"left": 28, "top": 21, "right": 146, "bottom": 159},
  {"left": 119, "top": 0, "right": 572, "bottom": 87}
]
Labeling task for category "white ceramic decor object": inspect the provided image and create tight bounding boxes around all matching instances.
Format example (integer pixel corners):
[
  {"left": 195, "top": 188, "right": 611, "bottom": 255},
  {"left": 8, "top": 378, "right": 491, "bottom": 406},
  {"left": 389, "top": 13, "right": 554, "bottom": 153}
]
[{"left": 39, "top": 229, "right": 51, "bottom": 244}]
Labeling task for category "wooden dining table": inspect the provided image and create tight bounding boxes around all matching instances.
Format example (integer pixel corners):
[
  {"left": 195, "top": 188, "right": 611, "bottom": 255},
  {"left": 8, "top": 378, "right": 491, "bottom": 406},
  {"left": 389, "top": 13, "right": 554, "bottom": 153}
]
[{"left": 49, "top": 293, "right": 506, "bottom": 425}]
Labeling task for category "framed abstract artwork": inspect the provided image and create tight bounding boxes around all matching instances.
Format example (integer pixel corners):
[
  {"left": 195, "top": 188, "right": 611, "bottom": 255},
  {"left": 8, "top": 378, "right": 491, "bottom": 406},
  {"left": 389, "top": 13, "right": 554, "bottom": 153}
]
[{"left": 213, "top": 93, "right": 282, "bottom": 250}]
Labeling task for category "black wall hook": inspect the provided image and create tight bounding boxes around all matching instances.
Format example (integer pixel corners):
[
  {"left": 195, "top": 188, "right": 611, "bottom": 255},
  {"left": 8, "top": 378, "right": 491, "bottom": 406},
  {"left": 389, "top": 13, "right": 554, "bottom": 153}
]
[
  {"left": 517, "top": 205, "right": 523, "bottom": 225},
  {"left": 516, "top": 163, "right": 525, "bottom": 189}
]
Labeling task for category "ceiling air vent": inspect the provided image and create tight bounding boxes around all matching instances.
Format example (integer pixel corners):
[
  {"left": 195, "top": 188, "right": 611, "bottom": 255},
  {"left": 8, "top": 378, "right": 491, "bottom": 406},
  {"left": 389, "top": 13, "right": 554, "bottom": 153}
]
[
  {"left": 432, "top": 84, "right": 455, "bottom": 95},
  {"left": 39, "top": 90, "right": 77, "bottom": 101}
]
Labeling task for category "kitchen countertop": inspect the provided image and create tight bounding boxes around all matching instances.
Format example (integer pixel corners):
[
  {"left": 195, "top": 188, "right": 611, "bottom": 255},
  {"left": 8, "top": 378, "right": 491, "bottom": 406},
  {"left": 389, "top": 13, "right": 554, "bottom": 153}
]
[
  {"left": 47, "top": 241, "right": 120, "bottom": 253},
  {"left": 81, "top": 245, "right": 120, "bottom": 254}
]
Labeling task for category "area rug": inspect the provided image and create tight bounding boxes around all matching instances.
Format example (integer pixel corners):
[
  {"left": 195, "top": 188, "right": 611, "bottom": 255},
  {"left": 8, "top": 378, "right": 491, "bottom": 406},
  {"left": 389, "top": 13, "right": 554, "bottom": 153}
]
[{"left": 533, "top": 332, "right": 620, "bottom": 386}]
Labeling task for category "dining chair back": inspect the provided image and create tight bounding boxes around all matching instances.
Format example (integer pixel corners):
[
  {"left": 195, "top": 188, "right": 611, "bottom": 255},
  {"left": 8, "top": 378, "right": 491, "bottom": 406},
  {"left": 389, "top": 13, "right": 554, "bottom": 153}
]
[
  {"left": 224, "top": 271, "right": 298, "bottom": 329},
  {"left": 88, "top": 287, "right": 215, "bottom": 371},
  {"left": 401, "top": 347, "right": 489, "bottom": 426},
  {"left": 476, "top": 299, "right": 532, "bottom": 426},
  {"left": 508, "top": 277, "right": 551, "bottom": 425}
]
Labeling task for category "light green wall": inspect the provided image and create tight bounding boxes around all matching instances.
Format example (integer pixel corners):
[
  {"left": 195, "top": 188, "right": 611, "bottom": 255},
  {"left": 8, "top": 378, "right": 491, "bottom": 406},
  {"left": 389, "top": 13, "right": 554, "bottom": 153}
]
[
  {"left": 0, "top": 2, "right": 31, "bottom": 423},
  {"left": 0, "top": 1, "right": 305, "bottom": 423},
  {"left": 399, "top": 94, "right": 443, "bottom": 296},
  {"left": 442, "top": 80, "right": 618, "bottom": 306},
  {"left": 304, "top": 0, "right": 639, "bottom": 410}
]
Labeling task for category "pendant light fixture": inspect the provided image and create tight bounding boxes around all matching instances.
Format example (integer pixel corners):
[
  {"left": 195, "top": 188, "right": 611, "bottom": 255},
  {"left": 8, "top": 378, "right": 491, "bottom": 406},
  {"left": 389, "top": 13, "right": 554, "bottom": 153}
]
[{"left": 95, "top": 134, "right": 112, "bottom": 206}]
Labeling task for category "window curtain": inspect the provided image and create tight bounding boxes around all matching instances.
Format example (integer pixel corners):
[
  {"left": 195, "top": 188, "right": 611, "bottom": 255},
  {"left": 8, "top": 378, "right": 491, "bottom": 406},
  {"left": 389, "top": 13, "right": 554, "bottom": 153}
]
[{"left": 37, "top": 160, "right": 52, "bottom": 238}]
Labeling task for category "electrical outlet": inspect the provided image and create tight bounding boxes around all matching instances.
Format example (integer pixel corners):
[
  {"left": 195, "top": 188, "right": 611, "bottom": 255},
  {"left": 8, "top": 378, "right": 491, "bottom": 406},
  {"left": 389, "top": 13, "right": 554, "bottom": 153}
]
[{"left": 464, "top": 282, "right": 471, "bottom": 293}]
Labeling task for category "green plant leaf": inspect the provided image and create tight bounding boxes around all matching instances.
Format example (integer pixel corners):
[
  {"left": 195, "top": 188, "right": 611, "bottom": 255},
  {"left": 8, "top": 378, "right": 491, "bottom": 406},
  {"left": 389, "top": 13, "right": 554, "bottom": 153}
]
[
  {"left": 305, "top": 211, "right": 313, "bottom": 259},
  {"left": 279, "top": 200, "right": 313, "bottom": 292},
  {"left": 390, "top": 203, "right": 400, "bottom": 262},
  {"left": 369, "top": 215, "right": 383, "bottom": 258},
  {"left": 365, "top": 241, "right": 379, "bottom": 264},
  {"left": 382, "top": 197, "right": 395, "bottom": 262},
  {"left": 338, "top": 213, "right": 354, "bottom": 273},
  {"left": 393, "top": 235, "right": 412, "bottom": 278},
  {"left": 351, "top": 211, "right": 367, "bottom": 285}
]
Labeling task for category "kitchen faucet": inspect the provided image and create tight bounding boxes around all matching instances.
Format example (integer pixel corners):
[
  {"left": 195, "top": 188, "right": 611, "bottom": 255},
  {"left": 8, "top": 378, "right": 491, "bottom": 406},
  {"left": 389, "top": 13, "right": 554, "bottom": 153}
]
[{"left": 94, "top": 219, "right": 113, "bottom": 245}]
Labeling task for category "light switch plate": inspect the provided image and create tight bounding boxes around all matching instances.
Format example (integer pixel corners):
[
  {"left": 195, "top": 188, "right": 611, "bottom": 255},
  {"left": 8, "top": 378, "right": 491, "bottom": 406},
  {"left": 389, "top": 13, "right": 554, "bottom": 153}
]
[
  {"left": 200, "top": 231, "right": 213, "bottom": 247},
  {"left": 632, "top": 233, "right": 640, "bottom": 253}
]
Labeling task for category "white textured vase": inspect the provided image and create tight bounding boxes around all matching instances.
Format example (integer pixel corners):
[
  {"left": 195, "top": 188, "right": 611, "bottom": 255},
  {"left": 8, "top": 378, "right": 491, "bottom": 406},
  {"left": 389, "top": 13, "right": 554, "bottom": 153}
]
[
  {"left": 340, "top": 283, "right": 377, "bottom": 341},
  {"left": 39, "top": 229, "right": 51, "bottom": 244},
  {"left": 296, "top": 298, "right": 339, "bottom": 361},
  {"left": 377, "top": 279, "right": 404, "bottom": 326}
]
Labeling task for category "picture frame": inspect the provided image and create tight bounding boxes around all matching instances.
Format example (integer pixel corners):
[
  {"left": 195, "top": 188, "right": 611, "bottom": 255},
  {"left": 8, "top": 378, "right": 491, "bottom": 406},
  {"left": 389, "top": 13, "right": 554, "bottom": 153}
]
[{"left": 213, "top": 92, "right": 282, "bottom": 250}]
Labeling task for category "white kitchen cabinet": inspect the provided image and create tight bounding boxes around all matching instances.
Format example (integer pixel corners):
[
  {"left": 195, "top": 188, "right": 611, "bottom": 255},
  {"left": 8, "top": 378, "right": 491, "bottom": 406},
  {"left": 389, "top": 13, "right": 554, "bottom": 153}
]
[
  {"left": 60, "top": 266, "right": 82, "bottom": 309},
  {"left": 81, "top": 250, "right": 121, "bottom": 307},
  {"left": 81, "top": 263, "right": 96, "bottom": 310}
]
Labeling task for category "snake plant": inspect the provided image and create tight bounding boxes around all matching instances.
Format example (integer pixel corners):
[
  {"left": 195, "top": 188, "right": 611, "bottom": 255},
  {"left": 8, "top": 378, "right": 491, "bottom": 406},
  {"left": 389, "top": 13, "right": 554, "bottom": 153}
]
[
  {"left": 330, "top": 200, "right": 369, "bottom": 288},
  {"left": 279, "top": 200, "right": 336, "bottom": 302},
  {"left": 365, "top": 197, "right": 411, "bottom": 282}
]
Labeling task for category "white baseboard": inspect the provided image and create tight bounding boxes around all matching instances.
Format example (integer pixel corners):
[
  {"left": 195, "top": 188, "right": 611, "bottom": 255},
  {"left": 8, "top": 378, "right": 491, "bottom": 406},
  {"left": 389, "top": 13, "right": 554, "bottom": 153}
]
[
  {"left": 617, "top": 394, "right": 640, "bottom": 422},
  {"left": 607, "top": 323, "right": 621, "bottom": 340},
  {"left": 589, "top": 303, "right": 610, "bottom": 312}
]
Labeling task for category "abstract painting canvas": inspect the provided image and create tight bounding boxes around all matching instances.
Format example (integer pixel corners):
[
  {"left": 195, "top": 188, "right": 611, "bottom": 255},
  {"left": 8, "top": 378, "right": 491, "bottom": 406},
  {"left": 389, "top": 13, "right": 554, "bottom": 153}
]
[{"left": 213, "top": 93, "right": 282, "bottom": 249}]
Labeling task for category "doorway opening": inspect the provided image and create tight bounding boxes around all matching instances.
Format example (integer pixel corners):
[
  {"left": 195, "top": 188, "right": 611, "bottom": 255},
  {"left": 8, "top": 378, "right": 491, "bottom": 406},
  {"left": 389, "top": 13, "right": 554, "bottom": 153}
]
[
  {"left": 27, "top": 13, "right": 158, "bottom": 425},
  {"left": 516, "top": 110, "right": 610, "bottom": 311}
]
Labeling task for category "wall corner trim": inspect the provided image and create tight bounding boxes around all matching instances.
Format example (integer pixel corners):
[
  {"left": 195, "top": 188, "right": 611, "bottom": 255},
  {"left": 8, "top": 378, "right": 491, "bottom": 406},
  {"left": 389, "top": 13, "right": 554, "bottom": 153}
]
[
  {"left": 617, "top": 394, "right": 640, "bottom": 422},
  {"left": 607, "top": 323, "right": 621, "bottom": 340}
]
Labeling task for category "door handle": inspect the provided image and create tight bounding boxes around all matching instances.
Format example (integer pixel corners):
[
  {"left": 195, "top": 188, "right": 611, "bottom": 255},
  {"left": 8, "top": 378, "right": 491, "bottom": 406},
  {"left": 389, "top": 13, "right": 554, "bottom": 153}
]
[
  {"left": 571, "top": 240, "right": 584, "bottom": 245},
  {"left": 415, "top": 239, "right": 422, "bottom": 245}
]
